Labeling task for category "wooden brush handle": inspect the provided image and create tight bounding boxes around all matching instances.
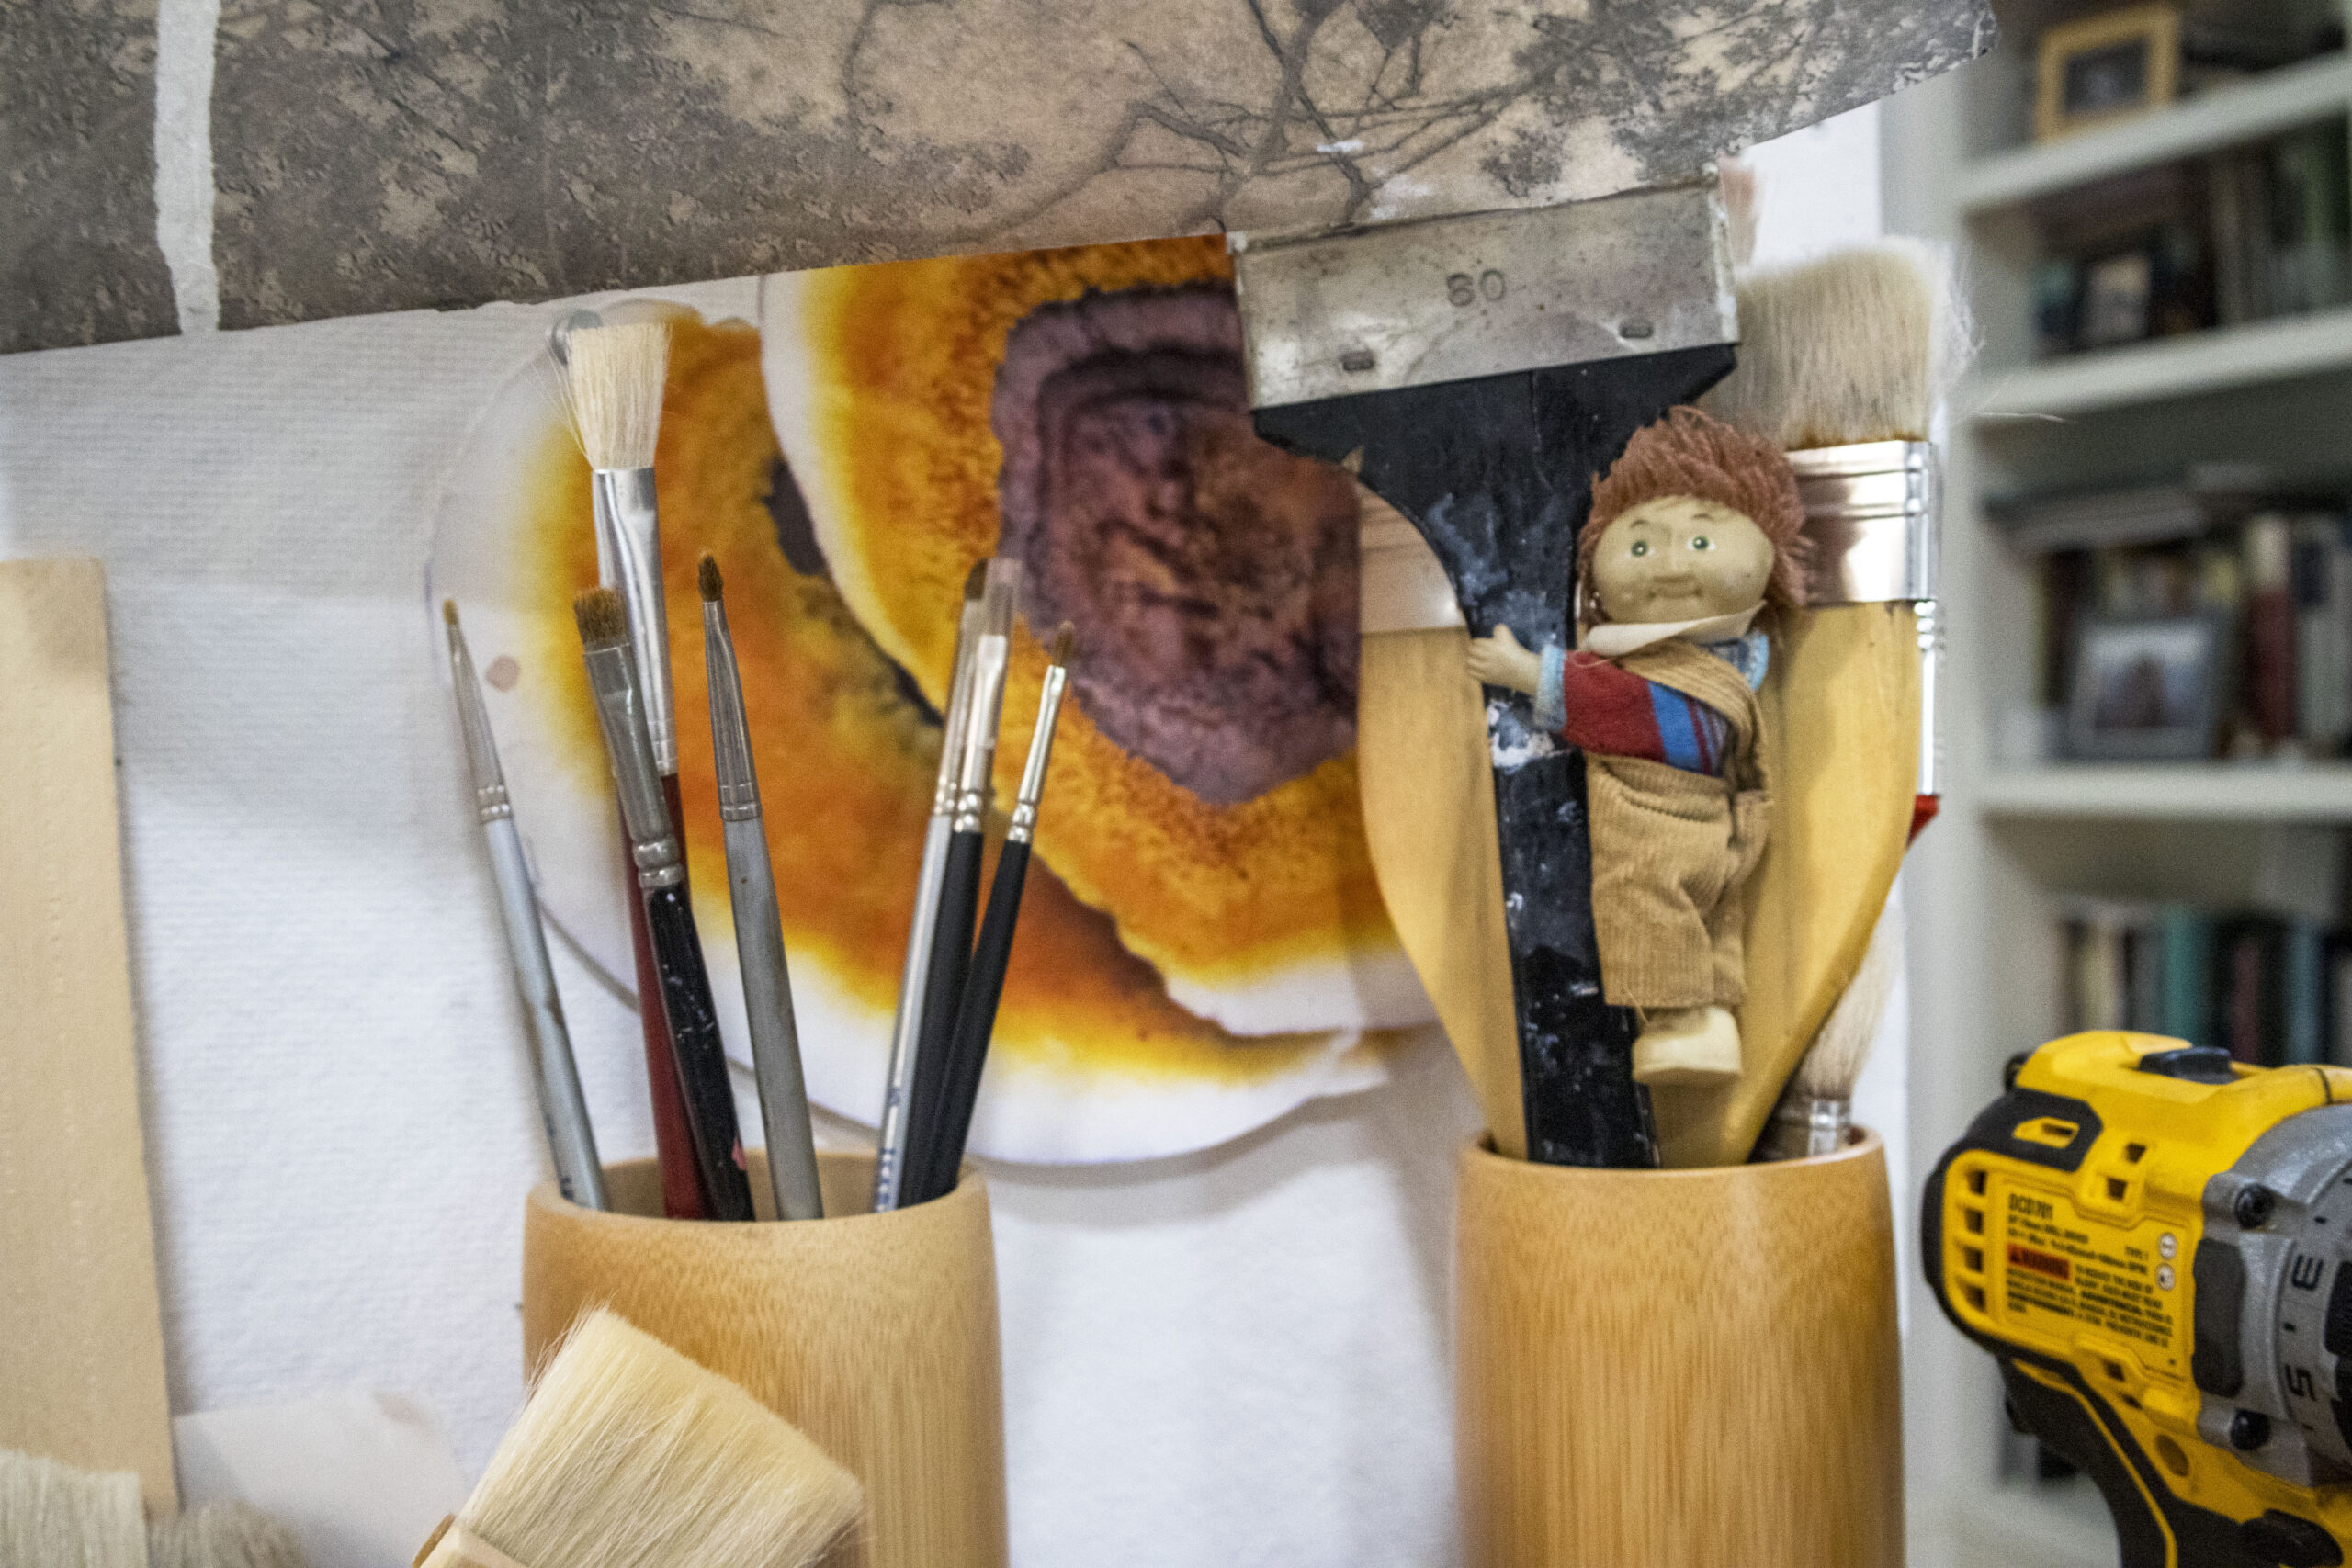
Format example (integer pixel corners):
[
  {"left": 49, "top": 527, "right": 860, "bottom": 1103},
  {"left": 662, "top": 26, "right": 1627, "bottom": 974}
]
[
  {"left": 1648, "top": 603, "right": 1919, "bottom": 1168},
  {"left": 628, "top": 784, "right": 706, "bottom": 1219},
  {"left": 641, "top": 882, "right": 755, "bottom": 1222},
  {"left": 903, "top": 829, "right": 983, "bottom": 1201},
  {"left": 913, "top": 840, "right": 1031, "bottom": 1205},
  {"left": 413, "top": 1517, "right": 533, "bottom": 1568}
]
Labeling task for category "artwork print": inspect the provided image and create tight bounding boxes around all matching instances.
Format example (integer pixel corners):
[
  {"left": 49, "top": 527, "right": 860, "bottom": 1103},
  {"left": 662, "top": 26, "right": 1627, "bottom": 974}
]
[{"left": 429, "top": 236, "right": 1437, "bottom": 1165}]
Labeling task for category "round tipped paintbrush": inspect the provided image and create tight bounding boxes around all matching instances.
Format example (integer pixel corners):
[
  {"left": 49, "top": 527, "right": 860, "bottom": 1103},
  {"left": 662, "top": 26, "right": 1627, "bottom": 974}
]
[
  {"left": 911, "top": 623, "right": 1074, "bottom": 1207},
  {"left": 874, "top": 560, "right": 989, "bottom": 1212},
  {"left": 901, "top": 559, "right": 1021, "bottom": 1203},
  {"left": 700, "top": 555, "right": 823, "bottom": 1222},
  {"left": 444, "top": 600, "right": 606, "bottom": 1209}
]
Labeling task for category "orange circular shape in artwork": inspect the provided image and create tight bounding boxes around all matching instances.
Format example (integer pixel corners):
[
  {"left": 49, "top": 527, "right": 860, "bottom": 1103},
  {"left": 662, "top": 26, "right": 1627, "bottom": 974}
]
[
  {"left": 515, "top": 310, "right": 1419, "bottom": 1163},
  {"left": 766, "top": 238, "right": 1429, "bottom": 1037}
]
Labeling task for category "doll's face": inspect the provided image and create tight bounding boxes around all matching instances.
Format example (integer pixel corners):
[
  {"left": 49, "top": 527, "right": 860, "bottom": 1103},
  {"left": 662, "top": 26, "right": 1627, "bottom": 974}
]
[{"left": 1589, "top": 495, "right": 1773, "bottom": 625}]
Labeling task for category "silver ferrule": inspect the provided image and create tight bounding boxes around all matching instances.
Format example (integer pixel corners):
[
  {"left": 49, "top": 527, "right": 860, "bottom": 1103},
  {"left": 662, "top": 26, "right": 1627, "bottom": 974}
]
[
  {"left": 444, "top": 614, "right": 513, "bottom": 824},
  {"left": 1917, "top": 598, "right": 1941, "bottom": 799},
  {"left": 702, "top": 598, "right": 761, "bottom": 823},
  {"left": 1760, "top": 1094, "right": 1852, "bottom": 1161},
  {"left": 931, "top": 605, "right": 984, "bottom": 818},
  {"left": 1006, "top": 665, "right": 1070, "bottom": 846},
  {"left": 581, "top": 637, "right": 683, "bottom": 887},
  {"left": 951, "top": 633, "right": 1011, "bottom": 833},
  {"left": 594, "top": 467, "right": 676, "bottom": 775},
  {"left": 1789, "top": 439, "right": 1937, "bottom": 606}
]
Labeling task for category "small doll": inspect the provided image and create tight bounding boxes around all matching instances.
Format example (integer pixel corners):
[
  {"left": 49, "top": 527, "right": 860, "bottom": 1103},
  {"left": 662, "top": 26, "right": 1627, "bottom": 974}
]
[{"left": 1467, "top": 407, "right": 1806, "bottom": 1086}]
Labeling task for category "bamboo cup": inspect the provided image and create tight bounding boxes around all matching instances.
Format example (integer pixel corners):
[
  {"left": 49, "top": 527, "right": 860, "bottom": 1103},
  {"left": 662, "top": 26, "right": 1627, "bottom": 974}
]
[
  {"left": 522, "top": 1150, "right": 1007, "bottom": 1568},
  {"left": 1455, "top": 1131, "right": 1901, "bottom": 1568}
]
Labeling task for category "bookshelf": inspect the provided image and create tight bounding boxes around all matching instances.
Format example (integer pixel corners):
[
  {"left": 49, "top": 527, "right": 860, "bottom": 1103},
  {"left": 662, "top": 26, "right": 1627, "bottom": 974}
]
[
  {"left": 1972, "top": 297, "right": 2352, "bottom": 412},
  {"left": 1883, "top": 1, "right": 2352, "bottom": 1562},
  {"left": 1979, "top": 761, "right": 2352, "bottom": 815}
]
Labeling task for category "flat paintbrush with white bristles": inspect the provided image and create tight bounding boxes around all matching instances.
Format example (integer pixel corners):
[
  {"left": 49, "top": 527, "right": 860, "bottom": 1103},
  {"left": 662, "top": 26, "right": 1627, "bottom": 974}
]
[
  {"left": 412, "top": 1310, "right": 860, "bottom": 1568},
  {"left": 555, "top": 317, "right": 707, "bottom": 1219}
]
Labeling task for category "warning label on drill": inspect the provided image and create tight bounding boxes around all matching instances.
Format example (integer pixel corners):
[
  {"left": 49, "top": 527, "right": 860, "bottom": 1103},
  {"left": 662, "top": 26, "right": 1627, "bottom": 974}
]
[{"left": 1999, "top": 1188, "right": 2179, "bottom": 1362}]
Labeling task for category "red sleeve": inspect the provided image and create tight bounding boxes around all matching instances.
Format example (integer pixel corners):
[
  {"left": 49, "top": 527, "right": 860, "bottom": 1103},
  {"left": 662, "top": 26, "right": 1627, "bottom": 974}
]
[{"left": 1557, "top": 652, "right": 1668, "bottom": 763}]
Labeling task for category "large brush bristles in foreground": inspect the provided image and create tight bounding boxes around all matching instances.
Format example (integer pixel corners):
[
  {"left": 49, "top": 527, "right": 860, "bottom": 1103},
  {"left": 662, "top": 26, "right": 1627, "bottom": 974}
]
[
  {"left": 148, "top": 1505, "right": 308, "bottom": 1568},
  {"left": 464, "top": 1310, "right": 861, "bottom": 1568},
  {"left": 1702, "top": 241, "right": 1973, "bottom": 449},
  {"left": 0, "top": 1450, "right": 145, "bottom": 1568},
  {"left": 560, "top": 322, "right": 671, "bottom": 472}
]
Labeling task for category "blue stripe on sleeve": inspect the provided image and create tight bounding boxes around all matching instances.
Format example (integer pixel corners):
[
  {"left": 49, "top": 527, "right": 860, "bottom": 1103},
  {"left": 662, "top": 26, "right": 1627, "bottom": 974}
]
[{"left": 1649, "top": 684, "right": 1706, "bottom": 772}]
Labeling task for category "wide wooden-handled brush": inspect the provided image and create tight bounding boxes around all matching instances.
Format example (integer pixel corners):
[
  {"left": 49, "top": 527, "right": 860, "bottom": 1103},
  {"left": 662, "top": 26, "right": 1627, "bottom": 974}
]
[
  {"left": 1645, "top": 243, "right": 1962, "bottom": 1168},
  {"left": 412, "top": 1310, "right": 860, "bottom": 1568},
  {"left": 1352, "top": 485, "right": 1526, "bottom": 1157}
]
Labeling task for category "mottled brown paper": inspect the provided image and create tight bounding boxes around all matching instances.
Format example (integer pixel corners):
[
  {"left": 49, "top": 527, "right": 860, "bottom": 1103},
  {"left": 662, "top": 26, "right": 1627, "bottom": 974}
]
[
  {"left": 0, "top": 0, "right": 177, "bottom": 352},
  {"left": 4, "top": 0, "right": 1993, "bottom": 349},
  {"left": 207, "top": 0, "right": 1989, "bottom": 333}
]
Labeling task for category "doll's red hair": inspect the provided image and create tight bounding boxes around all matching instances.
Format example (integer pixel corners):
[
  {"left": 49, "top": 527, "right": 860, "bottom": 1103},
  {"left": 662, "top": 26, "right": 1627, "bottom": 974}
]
[{"left": 1578, "top": 407, "right": 1808, "bottom": 623}]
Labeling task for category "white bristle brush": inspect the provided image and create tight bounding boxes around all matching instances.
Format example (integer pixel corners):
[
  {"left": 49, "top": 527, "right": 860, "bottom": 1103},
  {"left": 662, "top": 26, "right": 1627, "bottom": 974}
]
[
  {"left": 413, "top": 1309, "right": 861, "bottom": 1568},
  {"left": 0, "top": 1449, "right": 307, "bottom": 1568},
  {"left": 1756, "top": 885, "right": 1904, "bottom": 1160}
]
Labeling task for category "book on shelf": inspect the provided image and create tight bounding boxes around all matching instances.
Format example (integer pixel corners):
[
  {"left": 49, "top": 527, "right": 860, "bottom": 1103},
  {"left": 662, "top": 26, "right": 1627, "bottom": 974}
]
[
  {"left": 2003, "top": 488, "right": 2352, "bottom": 761},
  {"left": 2030, "top": 117, "right": 2352, "bottom": 357},
  {"left": 2062, "top": 898, "right": 2344, "bottom": 1066}
]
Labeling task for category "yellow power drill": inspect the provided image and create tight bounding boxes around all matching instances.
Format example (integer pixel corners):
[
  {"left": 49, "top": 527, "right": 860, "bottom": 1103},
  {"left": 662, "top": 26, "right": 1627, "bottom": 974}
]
[{"left": 1926, "top": 1031, "right": 2352, "bottom": 1567}]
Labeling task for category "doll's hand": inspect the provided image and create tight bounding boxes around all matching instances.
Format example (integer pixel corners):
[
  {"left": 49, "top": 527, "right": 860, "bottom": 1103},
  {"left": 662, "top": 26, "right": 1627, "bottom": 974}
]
[{"left": 1467, "top": 626, "right": 1543, "bottom": 695}]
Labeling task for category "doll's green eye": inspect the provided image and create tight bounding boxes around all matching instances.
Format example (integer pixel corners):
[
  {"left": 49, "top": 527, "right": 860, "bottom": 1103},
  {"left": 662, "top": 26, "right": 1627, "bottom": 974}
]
[
  {"left": 1629, "top": 540, "right": 1649, "bottom": 558},
  {"left": 1690, "top": 536, "right": 1711, "bottom": 550}
]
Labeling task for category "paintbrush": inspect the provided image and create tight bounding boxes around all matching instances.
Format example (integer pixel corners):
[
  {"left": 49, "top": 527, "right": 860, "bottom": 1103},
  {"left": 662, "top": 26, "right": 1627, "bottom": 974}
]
[
  {"left": 698, "top": 556, "right": 822, "bottom": 1222},
  {"left": 555, "top": 314, "right": 706, "bottom": 1218},
  {"left": 412, "top": 1310, "right": 859, "bottom": 1568},
  {"left": 1629, "top": 241, "right": 1963, "bottom": 1169},
  {"left": 910, "top": 623, "right": 1074, "bottom": 1207},
  {"left": 1755, "top": 886, "right": 1902, "bottom": 1160},
  {"left": 575, "top": 587, "right": 754, "bottom": 1222},
  {"left": 873, "top": 562, "right": 988, "bottom": 1212},
  {"left": 1, "top": 1449, "right": 308, "bottom": 1568},
  {"left": 444, "top": 602, "right": 607, "bottom": 1210},
  {"left": 899, "top": 559, "right": 1020, "bottom": 1201}
]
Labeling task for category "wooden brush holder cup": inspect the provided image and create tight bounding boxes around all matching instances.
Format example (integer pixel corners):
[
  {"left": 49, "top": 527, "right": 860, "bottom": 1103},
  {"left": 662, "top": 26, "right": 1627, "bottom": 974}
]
[
  {"left": 1455, "top": 1132, "right": 1901, "bottom": 1568},
  {"left": 521, "top": 1150, "right": 1007, "bottom": 1568}
]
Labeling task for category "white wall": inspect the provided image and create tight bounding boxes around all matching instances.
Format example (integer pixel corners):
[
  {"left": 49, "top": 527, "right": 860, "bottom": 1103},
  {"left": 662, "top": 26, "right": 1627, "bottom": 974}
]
[{"left": 0, "top": 111, "right": 1886, "bottom": 1568}]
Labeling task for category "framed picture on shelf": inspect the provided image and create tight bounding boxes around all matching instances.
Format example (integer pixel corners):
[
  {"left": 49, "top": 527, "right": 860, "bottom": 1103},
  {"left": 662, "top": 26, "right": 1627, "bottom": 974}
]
[
  {"left": 2079, "top": 247, "right": 2155, "bottom": 346},
  {"left": 2037, "top": 3, "right": 2181, "bottom": 142},
  {"left": 2066, "top": 614, "right": 2228, "bottom": 760}
]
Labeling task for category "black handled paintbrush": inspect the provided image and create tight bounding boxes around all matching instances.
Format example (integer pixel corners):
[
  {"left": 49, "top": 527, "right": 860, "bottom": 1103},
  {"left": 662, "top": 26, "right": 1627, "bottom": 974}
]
[
  {"left": 910, "top": 624, "right": 1074, "bottom": 1206},
  {"left": 900, "top": 559, "right": 1021, "bottom": 1192},
  {"left": 574, "top": 587, "right": 754, "bottom": 1222}
]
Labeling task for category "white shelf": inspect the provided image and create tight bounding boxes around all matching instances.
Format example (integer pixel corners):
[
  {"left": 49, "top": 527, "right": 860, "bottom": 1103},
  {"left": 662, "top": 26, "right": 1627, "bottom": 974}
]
[
  {"left": 1956, "top": 53, "right": 2352, "bottom": 213},
  {"left": 1966, "top": 304, "right": 2352, "bottom": 419},
  {"left": 1977, "top": 764, "right": 2352, "bottom": 820}
]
